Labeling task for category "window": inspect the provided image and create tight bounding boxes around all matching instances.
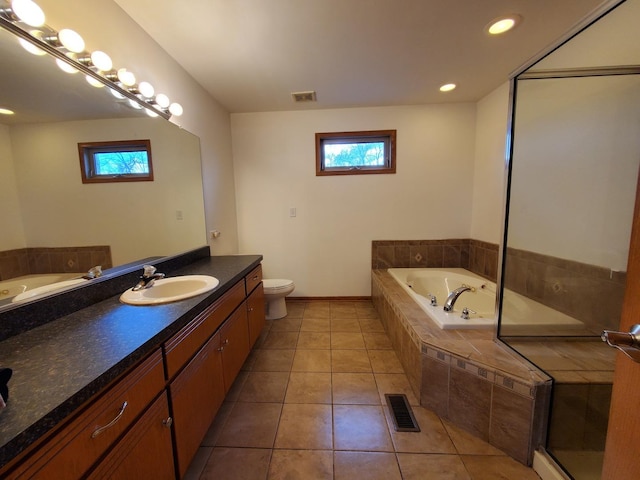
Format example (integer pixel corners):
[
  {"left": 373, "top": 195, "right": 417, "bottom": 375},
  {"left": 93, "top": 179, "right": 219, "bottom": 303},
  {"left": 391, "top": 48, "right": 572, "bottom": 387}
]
[
  {"left": 78, "top": 139, "right": 153, "bottom": 183},
  {"left": 315, "top": 130, "right": 396, "bottom": 176}
]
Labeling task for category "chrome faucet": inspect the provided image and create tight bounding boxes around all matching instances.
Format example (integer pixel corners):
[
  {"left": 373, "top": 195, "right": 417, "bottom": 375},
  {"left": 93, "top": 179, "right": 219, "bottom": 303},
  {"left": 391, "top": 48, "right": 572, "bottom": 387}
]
[
  {"left": 443, "top": 285, "right": 472, "bottom": 312},
  {"left": 132, "top": 265, "right": 165, "bottom": 291},
  {"left": 83, "top": 265, "right": 102, "bottom": 279}
]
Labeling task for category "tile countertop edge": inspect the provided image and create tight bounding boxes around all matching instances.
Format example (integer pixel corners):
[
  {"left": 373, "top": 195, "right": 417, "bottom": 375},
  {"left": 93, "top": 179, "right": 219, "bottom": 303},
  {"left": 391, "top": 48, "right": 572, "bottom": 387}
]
[{"left": 0, "top": 254, "right": 263, "bottom": 470}]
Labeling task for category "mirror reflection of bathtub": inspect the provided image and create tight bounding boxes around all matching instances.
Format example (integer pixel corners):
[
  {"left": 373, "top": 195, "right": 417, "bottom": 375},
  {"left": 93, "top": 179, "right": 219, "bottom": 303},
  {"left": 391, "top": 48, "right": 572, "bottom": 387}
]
[
  {"left": 388, "top": 268, "right": 584, "bottom": 331},
  {"left": 0, "top": 274, "right": 87, "bottom": 307}
]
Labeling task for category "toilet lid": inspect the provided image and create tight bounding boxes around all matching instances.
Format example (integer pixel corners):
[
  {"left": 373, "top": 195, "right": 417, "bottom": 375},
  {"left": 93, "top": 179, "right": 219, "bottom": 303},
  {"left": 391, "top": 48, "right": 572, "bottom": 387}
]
[{"left": 263, "top": 279, "right": 294, "bottom": 291}]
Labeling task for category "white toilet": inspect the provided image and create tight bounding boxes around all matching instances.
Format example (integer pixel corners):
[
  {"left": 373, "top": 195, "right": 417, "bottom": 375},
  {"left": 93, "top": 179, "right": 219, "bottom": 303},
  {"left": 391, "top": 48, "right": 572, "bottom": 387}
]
[{"left": 263, "top": 279, "right": 295, "bottom": 320}]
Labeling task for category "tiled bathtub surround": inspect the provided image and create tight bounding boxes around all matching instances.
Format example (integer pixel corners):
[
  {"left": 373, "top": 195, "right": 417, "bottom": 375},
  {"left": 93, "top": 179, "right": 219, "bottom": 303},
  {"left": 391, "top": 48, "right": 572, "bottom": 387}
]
[
  {"left": 371, "top": 239, "right": 499, "bottom": 282},
  {"left": 371, "top": 269, "right": 552, "bottom": 465},
  {"left": 504, "top": 247, "right": 626, "bottom": 332},
  {"left": 0, "top": 246, "right": 112, "bottom": 281}
]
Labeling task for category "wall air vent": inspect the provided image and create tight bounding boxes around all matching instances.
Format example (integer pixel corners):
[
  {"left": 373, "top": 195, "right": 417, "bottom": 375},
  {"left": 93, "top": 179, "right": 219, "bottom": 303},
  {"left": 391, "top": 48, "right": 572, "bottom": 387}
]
[{"left": 291, "top": 91, "right": 317, "bottom": 102}]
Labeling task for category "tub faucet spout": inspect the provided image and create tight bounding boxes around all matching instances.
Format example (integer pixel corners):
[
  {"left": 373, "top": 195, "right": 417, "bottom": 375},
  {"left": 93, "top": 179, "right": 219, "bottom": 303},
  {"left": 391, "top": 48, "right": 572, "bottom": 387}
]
[{"left": 443, "top": 285, "right": 472, "bottom": 312}]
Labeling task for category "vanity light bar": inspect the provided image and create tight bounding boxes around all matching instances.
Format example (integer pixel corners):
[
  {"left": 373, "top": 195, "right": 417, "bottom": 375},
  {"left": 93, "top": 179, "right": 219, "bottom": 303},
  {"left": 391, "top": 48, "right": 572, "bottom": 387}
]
[{"left": 0, "top": 0, "right": 183, "bottom": 119}]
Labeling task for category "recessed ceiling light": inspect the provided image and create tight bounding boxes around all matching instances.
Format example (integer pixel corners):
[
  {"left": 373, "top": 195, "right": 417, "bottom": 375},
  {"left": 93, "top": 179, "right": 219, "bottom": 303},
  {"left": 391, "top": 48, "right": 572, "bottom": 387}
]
[
  {"left": 487, "top": 14, "right": 522, "bottom": 35},
  {"left": 439, "top": 83, "right": 456, "bottom": 92},
  {"left": 0, "top": 108, "right": 15, "bottom": 115}
]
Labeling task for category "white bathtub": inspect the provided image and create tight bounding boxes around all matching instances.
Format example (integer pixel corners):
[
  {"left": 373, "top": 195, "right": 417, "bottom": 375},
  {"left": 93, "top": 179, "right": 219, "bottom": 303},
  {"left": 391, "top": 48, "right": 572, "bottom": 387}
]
[
  {"left": 388, "top": 268, "right": 497, "bottom": 329},
  {"left": 0, "top": 273, "right": 86, "bottom": 303},
  {"left": 388, "top": 268, "right": 585, "bottom": 331}
]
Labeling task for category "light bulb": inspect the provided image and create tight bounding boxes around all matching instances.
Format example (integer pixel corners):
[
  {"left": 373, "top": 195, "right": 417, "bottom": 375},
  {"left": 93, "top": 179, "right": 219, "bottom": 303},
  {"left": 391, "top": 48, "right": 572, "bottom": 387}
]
[
  {"left": 128, "top": 99, "right": 142, "bottom": 109},
  {"left": 169, "top": 103, "right": 183, "bottom": 116},
  {"left": 145, "top": 108, "right": 159, "bottom": 118},
  {"left": 155, "top": 93, "right": 170, "bottom": 108},
  {"left": 19, "top": 36, "right": 46, "bottom": 56},
  {"left": 58, "top": 29, "right": 85, "bottom": 53},
  {"left": 90, "top": 51, "right": 112, "bottom": 71},
  {"left": 56, "top": 57, "right": 78, "bottom": 74},
  {"left": 138, "top": 81, "right": 154, "bottom": 98},
  {"left": 109, "top": 88, "right": 125, "bottom": 100},
  {"left": 0, "top": 108, "right": 15, "bottom": 115},
  {"left": 86, "top": 75, "right": 104, "bottom": 88},
  {"left": 11, "top": 0, "right": 45, "bottom": 27},
  {"left": 117, "top": 68, "right": 136, "bottom": 87},
  {"left": 439, "top": 83, "right": 456, "bottom": 92}
]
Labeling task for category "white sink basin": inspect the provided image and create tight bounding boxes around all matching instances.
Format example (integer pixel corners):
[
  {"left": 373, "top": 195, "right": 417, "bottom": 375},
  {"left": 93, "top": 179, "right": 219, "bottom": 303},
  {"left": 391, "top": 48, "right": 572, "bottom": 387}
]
[{"left": 119, "top": 275, "right": 219, "bottom": 305}]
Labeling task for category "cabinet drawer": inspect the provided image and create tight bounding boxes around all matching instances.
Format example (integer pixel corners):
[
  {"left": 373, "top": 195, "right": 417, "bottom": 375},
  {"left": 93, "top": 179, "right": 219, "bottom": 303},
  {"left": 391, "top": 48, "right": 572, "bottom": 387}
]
[
  {"left": 10, "top": 350, "right": 164, "bottom": 480},
  {"left": 245, "top": 264, "right": 263, "bottom": 295},
  {"left": 164, "top": 280, "right": 245, "bottom": 379}
]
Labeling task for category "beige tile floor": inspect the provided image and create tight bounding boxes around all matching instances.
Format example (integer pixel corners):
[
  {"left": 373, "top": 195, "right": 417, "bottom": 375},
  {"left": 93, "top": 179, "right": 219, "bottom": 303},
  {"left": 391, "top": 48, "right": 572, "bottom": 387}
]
[{"left": 184, "top": 300, "right": 541, "bottom": 480}]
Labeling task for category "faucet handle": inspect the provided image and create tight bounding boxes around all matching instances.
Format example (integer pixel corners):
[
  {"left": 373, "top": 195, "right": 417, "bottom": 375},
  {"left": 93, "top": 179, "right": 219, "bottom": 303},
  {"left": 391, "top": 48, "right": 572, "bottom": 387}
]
[
  {"left": 461, "top": 307, "right": 476, "bottom": 320},
  {"left": 426, "top": 293, "right": 438, "bottom": 306},
  {"left": 142, "top": 265, "right": 157, "bottom": 277}
]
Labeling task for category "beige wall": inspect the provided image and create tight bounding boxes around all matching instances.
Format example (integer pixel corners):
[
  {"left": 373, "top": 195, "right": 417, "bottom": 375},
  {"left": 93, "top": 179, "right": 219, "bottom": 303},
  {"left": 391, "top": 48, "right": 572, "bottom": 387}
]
[
  {"left": 232, "top": 104, "right": 478, "bottom": 296},
  {"left": 37, "top": 0, "right": 239, "bottom": 254},
  {"left": 470, "top": 82, "right": 510, "bottom": 244},
  {"left": 0, "top": 124, "right": 26, "bottom": 250}
]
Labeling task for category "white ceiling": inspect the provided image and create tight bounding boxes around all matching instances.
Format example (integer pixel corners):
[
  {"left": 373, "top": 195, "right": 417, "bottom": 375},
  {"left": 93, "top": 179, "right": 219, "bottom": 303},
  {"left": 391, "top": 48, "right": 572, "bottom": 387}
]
[{"left": 115, "top": 0, "right": 608, "bottom": 113}]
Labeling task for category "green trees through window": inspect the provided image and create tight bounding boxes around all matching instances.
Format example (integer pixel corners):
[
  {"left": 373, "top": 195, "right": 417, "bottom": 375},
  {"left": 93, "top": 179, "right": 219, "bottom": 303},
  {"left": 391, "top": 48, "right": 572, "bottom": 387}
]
[
  {"left": 78, "top": 139, "right": 153, "bottom": 183},
  {"left": 315, "top": 130, "right": 396, "bottom": 176}
]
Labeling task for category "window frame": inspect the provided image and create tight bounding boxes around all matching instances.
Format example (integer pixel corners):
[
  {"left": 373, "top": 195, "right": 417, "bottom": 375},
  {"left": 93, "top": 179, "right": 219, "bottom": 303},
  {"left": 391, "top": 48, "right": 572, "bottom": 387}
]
[
  {"left": 315, "top": 129, "right": 397, "bottom": 176},
  {"left": 78, "top": 139, "right": 154, "bottom": 184}
]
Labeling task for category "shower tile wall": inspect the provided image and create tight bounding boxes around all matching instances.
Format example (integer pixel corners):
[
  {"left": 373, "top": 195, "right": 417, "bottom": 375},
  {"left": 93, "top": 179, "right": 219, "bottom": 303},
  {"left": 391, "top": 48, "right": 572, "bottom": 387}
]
[
  {"left": 0, "top": 246, "right": 112, "bottom": 281},
  {"left": 504, "top": 247, "right": 626, "bottom": 332}
]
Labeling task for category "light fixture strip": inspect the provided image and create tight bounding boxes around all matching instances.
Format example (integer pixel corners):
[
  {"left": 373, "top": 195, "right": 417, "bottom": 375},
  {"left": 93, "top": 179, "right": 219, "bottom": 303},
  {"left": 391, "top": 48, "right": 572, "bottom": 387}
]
[{"left": 0, "top": 15, "right": 171, "bottom": 119}]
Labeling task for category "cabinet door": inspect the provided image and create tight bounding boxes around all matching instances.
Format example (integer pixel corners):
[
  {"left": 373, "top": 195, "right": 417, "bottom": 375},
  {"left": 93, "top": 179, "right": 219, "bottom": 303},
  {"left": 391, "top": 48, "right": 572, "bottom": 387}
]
[
  {"left": 87, "top": 393, "right": 174, "bottom": 480},
  {"left": 247, "top": 284, "right": 266, "bottom": 348},
  {"left": 170, "top": 331, "right": 225, "bottom": 478},
  {"left": 220, "top": 304, "right": 251, "bottom": 393}
]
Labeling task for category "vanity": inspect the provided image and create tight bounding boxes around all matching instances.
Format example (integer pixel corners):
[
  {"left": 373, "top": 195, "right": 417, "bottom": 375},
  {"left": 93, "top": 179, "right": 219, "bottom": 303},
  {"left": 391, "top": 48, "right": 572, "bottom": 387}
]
[{"left": 0, "top": 248, "right": 265, "bottom": 479}]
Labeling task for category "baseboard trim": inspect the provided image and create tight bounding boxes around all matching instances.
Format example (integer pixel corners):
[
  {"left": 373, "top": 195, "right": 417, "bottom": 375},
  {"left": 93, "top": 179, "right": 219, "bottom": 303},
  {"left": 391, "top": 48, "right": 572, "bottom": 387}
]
[{"left": 287, "top": 296, "right": 371, "bottom": 302}]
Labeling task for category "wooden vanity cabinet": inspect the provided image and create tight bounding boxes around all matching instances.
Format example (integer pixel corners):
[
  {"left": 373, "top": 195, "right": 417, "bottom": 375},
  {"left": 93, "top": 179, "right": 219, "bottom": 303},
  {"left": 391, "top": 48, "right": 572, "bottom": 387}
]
[
  {"left": 169, "top": 331, "right": 225, "bottom": 477},
  {"left": 7, "top": 350, "right": 165, "bottom": 480},
  {"left": 3, "top": 263, "right": 266, "bottom": 480},
  {"left": 166, "top": 267, "right": 261, "bottom": 476}
]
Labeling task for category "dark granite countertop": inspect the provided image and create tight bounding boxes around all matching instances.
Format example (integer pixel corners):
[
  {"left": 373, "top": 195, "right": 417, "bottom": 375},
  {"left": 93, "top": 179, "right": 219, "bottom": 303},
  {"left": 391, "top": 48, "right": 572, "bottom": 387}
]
[{"left": 0, "top": 254, "right": 262, "bottom": 469}]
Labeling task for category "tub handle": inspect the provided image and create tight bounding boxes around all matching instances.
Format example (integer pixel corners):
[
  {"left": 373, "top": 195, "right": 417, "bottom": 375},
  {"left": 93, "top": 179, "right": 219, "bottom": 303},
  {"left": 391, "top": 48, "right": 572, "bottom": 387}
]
[
  {"left": 426, "top": 293, "right": 438, "bottom": 306},
  {"left": 461, "top": 308, "right": 476, "bottom": 320}
]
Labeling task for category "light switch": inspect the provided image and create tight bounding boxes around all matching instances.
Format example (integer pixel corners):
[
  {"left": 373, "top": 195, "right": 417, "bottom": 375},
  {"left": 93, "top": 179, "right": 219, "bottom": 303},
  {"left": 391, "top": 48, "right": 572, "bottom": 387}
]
[{"left": 289, "top": 207, "right": 297, "bottom": 217}]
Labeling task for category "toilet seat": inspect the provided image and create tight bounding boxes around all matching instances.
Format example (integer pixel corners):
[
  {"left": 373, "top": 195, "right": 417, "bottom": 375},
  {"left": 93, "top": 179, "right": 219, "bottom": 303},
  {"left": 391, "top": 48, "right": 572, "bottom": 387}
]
[{"left": 263, "top": 279, "right": 294, "bottom": 292}]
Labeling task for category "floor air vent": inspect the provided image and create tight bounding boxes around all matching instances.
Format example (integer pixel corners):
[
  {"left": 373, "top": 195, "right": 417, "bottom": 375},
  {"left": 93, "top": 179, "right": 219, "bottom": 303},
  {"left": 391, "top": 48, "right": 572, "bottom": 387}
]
[{"left": 385, "top": 394, "right": 420, "bottom": 432}]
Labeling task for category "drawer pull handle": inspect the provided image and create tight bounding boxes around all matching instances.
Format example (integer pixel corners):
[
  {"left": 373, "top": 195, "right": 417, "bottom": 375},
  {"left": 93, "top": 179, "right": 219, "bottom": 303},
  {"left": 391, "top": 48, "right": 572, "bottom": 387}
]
[
  {"left": 252, "top": 275, "right": 259, "bottom": 281},
  {"left": 248, "top": 307, "right": 254, "bottom": 312},
  {"left": 163, "top": 417, "right": 173, "bottom": 428},
  {"left": 92, "top": 401, "right": 128, "bottom": 438},
  {"left": 223, "top": 339, "right": 230, "bottom": 345}
]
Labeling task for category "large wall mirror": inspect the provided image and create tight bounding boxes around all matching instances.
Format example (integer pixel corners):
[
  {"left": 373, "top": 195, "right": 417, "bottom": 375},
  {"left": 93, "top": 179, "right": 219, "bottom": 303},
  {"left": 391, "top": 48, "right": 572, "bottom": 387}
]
[
  {"left": 0, "top": 22, "right": 207, "bottom": 310},
  {"left": 498, "top": 0, "right": 639, "bottom": 477}
]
